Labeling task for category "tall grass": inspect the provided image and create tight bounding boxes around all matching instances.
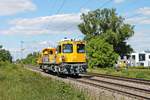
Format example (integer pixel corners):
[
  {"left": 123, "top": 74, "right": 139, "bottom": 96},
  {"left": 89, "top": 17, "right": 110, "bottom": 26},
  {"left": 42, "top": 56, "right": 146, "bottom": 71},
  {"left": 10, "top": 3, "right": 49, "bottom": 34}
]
[{"left": 0, "top": 62, "right": 86, "bottom": 100}]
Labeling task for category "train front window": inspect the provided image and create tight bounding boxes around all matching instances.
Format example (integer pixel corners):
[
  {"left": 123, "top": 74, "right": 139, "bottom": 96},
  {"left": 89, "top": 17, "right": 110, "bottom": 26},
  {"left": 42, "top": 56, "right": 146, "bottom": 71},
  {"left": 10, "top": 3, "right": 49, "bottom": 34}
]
[
  {"left": 77, "top": 44, "right": 85, "bottom": 53},
  {"left": 63, "top": 44, "right": 73, "bottom": 53}
]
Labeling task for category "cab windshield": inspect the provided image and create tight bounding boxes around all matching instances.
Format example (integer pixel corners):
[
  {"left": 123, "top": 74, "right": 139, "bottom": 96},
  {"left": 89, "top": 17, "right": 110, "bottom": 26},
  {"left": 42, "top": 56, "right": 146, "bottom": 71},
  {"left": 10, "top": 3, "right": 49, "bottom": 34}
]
[
  {"left": 63, "top": 44, "right": 73, "bottom": 53},
  {"left": 77, "top": 44, "right": 85, "bottom": 53}
]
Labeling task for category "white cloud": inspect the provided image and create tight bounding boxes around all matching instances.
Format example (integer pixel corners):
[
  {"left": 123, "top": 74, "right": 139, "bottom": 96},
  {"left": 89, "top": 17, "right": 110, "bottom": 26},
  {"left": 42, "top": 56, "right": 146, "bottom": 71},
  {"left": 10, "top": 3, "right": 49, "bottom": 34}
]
[
  {"left": 125, "top": 7, "right": 150, "bottom": 25},
  {"left": 126, "top": 16, "right": 150, "bottom": 25},
  {"left": 128, "top": 29, "right": 150, "bottom": 52},
  {"left": 114, "top": 0, "right": 124, "bottom": 3},
  {"left": 80, "top": 8, "right": 90, "bottom": 14},
  {"left": 0, "top": 0, "right": 36, "bottom": 16},
  {"left": 1, "top": 13, "right": 82, "bottom": 35},
  {"left": 137, "top": 7, "right": 150, "bottom": 16}
]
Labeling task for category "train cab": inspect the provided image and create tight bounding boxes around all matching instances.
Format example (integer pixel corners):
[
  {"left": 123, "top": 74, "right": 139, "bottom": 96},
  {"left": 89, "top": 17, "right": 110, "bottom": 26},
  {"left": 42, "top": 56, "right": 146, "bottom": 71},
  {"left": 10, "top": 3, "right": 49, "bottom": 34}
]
[
  {"left": 38, "top": 48, "right": 56, "bottom": 70},
  {"left": 56, "top": 39, "right": 87, "bottom": 75},
  {"left": 42, "top": 48, "right": 56, "bottom": 64}
]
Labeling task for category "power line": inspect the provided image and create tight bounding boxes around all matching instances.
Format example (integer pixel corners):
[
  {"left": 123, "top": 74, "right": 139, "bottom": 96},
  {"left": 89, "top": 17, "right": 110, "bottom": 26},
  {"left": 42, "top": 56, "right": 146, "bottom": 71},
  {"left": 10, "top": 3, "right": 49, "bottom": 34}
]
[
  {"left": 126, "top": 13, "right": 142, "bottom": 19},
  {"left": 46, "top": 0, "right": 66, "bottom": 29},
  {"left": 99, "top": 0, "right": 113, "bottom": 9},
  {"left": 46, "top": 0, "right": 90, "bottom": 33},
  {"left": 55, "top": 0, "right": 66, "bottom": 14},
  {"left": 120, "top": 0, "right": 142, "bottom": 20},
  {"left": 63, "top": 0, "right": 113, "bottom": 33},
  {"left": 48, "top": 0, "right": 58, "bottom": 14},
  {"left": 61, "top": 0, "right": 90, "bottom": 32},
  {"left": 20, "top": 41, "right": 24, "bottom": 60},
  {"left": 78, "top": 0, "right": 90, "bottom": 10}
]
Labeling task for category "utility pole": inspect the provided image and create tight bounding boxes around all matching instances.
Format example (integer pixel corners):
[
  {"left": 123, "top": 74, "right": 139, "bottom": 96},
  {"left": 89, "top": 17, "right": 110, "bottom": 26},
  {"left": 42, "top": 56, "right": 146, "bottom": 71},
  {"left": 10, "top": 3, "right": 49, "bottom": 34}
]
[
  {"left": 20, "top": 41, "right": 24, "bottom": 66},
  {"left": 20, "top": 41, "right": 24, "bottom": 59}
]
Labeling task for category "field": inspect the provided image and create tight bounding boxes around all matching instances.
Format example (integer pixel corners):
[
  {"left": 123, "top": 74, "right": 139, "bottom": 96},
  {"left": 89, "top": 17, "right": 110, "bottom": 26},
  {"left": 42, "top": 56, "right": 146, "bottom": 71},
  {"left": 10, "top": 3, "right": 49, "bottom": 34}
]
[
  {"left": 88, "top": 67, "right": 150, "bottom": 80},
  {"left": 0, "top": 62, "right": 86, "bottom": 100}
]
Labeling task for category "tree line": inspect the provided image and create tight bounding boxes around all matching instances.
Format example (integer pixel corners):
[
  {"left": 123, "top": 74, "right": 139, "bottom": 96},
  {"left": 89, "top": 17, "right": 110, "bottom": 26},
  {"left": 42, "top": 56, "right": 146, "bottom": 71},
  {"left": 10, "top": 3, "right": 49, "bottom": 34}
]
[
  {"left": 16, "top": 52, "right": 39, "bottom": 65},
  {"left": 0, "top": 45, "right": 12, "bottom": 62}
]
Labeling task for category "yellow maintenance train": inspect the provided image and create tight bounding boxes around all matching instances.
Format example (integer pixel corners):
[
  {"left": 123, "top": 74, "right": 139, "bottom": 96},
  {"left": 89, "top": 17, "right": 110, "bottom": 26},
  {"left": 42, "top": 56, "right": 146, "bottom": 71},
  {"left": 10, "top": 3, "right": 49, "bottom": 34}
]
[{"left": 37, "top": 39, "right": 87, "bottom": 75}]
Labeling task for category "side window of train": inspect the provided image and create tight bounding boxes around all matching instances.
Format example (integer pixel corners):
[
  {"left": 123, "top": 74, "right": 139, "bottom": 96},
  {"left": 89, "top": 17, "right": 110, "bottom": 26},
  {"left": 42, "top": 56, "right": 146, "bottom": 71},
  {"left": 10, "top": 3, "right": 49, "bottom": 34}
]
[
  {"left": 63, "top": 44, "right": 73, "bottom": 53},
  {"left": 77, "top": 44, "right": 85, "bottom": 53},
  {"left": 57, "top": 45, "right": 61, "bottom": 53}
]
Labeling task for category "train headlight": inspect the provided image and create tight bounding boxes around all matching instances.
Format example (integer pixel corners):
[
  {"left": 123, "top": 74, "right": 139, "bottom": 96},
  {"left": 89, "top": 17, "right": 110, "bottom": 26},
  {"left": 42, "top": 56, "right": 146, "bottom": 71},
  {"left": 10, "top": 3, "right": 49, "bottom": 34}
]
[{"left": 59, "top": 55, "right": 65, "bottom": 62}]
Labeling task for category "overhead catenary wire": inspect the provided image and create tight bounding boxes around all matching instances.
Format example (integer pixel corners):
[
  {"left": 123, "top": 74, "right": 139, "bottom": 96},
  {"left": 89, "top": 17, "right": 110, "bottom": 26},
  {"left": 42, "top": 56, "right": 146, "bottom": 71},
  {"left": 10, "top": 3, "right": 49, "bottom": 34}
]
[
  {"left": 126, "top": 13, "right": 142, "bottom": 19},
  {"left": 63, "top": 0, "right": 113, "bottom": 32},
  {"left": 118, "top": 0, "right": 142, "bottom": 19},
  {"left": 55, "top": 0, "right": 66, "bottom": 15},
  {"left": 79, "top": 0, "right": 90, "bottom": 10},
  {"left": 45, "top": 0, "right": 90, "bottom": 33},
  {"left": 99, "top": 0, "right": 113, "bottom": 9},
  {"left": 62, "top": 0, "right": 90, "bottom": 31},
  {"left": 63, "top": 0, "right": 144, "bottom": 32},
  {"left": 48, "top": 0, "right": 58, "bottom": 14},
  {"left": 46, "top": 0, "right": 66, "bottom": 29}
]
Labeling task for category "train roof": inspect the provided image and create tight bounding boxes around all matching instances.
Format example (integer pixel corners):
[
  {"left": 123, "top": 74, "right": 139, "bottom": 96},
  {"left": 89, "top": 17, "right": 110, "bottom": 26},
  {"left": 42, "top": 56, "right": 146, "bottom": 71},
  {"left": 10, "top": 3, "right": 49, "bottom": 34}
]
[
  {"left": 58, "top": 39, "right": 85, "bottom": 44},
  {"left": 42, "top": 48, "right": 56, "bottom": 52}
]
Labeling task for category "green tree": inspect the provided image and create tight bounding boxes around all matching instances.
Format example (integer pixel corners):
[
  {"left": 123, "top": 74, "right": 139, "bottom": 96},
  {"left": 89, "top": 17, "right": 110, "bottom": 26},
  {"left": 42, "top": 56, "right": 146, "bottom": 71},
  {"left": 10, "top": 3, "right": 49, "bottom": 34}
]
[
  {"left": 22, "top": 52, "right": 39, "bottom": 65},
  {"left": 86, "top": 37, "right": 118, "bottom": 68},
  {"left": 79, "top": 8, "right": 134, "bottom": 56},
  {"left": 0, "top": 45, "right": 12, "bottom": 62}
]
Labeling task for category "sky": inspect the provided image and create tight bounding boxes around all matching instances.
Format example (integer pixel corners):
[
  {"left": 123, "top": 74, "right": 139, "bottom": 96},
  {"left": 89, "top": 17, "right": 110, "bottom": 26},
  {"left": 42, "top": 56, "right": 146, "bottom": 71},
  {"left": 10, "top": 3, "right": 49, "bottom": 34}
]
[{"left": 0, "top": 0, "right": 150, "bottom": 60}]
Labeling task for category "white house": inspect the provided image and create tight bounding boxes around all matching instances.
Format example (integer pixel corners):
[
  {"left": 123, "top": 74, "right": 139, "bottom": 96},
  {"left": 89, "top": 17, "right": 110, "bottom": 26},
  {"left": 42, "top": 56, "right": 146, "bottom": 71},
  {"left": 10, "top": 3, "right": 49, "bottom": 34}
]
[{"left": 130, "top": 52, "right": 150, "bottom": 67}]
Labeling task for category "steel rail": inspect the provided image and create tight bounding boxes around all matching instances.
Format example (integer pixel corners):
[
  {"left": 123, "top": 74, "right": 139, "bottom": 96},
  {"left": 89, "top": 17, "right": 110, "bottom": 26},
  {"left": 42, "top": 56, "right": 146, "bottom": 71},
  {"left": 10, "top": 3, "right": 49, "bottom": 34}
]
[
  {"left": 88, "top": 78, "right": 150, "bottom": 93},
  {"left": 73, "top": 79, "right": 150, "bottom": 100},
  {"left": 87, "top": 73, "right": 150, "bottom": 85}
]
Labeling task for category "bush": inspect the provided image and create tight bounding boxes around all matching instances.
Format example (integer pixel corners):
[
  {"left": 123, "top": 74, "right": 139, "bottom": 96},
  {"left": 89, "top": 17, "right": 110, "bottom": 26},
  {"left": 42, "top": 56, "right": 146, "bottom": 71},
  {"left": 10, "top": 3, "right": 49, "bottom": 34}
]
[
  {"left": 0, "top": 45, "right": 12, "bottom": 62},
  {"left": 19, "top": 52, "right": 39, "bottom": 65},
  {"left": 86, "top": 37, "right": 118, "bottom": 68}
]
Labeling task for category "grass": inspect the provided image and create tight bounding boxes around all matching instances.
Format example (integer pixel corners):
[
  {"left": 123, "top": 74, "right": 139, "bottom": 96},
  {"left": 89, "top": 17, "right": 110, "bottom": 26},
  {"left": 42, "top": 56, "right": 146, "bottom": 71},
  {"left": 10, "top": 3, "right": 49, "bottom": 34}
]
[
  {"left": 0, "top": 62, "right": 86, "bottom": 100},
  {"left": 88, "top": 67, "right": 150, "bottom": 80}
]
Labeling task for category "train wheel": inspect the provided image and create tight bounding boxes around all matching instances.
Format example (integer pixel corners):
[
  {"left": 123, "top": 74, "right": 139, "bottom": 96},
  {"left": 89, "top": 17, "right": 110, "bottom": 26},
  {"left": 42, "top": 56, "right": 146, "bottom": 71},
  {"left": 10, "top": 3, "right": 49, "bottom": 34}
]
[
  {"left": 57, "top": 68, "right": 61, "bottom": 76},
  {"left": 75, "top": 73, "right": 80, "bottom": 78},
  {"left": 39, "top": 65, "right": 42, "bottom": 69},
  {"left": 42, "top": 69, "right": 46, "bottom": 72}
]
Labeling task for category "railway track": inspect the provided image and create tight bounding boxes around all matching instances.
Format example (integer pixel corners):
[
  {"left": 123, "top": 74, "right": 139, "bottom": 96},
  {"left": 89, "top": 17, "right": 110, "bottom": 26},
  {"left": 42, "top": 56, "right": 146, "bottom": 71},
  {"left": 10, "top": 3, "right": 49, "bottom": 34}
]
[
  {"left": 87, "top": 73, "right": 150, "bottom": 85},
  {"left": 74, "top": 78, "right": 150, "bottom": 100},
  {"left": 26, "top": 66, "right": 150, "bottom": 100},
  {"left": 73, "top": 73, "right": 150, "bottom": 100}
]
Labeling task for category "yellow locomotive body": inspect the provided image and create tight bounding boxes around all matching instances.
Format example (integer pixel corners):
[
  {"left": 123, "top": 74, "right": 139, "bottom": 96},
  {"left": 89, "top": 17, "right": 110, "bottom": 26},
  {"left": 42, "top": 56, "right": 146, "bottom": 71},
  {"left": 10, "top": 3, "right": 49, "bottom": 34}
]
[
  {"left": 38, "top": 39, "right": 87, "bottom": 75},
  {"left": 38, "top": 48, "right": 56, "bottom": 70},
  {"left": 55, "top": 39, "right": 87, "bottom": 75}
]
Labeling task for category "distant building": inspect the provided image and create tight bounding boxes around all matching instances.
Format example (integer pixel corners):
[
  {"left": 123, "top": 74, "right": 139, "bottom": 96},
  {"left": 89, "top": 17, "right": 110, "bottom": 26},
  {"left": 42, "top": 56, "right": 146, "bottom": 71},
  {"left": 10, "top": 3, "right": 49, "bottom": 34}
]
[{"left": 130, "top": 52, "right": 150, "bottom": 67}]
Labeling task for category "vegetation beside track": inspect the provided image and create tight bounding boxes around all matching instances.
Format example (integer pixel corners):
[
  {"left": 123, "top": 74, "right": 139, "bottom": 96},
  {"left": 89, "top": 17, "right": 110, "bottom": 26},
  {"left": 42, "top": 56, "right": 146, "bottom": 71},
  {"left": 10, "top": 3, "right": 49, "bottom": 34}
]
[
  {"left": 0, "top": 62, "right": 86, "bottom": 100},
  {"left": 0, "top": 45, "right": 12, "bottom": 62},
  {"left": 88, "top": 67, "right": 150, "bottom": 80},
  {"left": 16, "top": 52, "right": 39, "bottom": 66}
]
